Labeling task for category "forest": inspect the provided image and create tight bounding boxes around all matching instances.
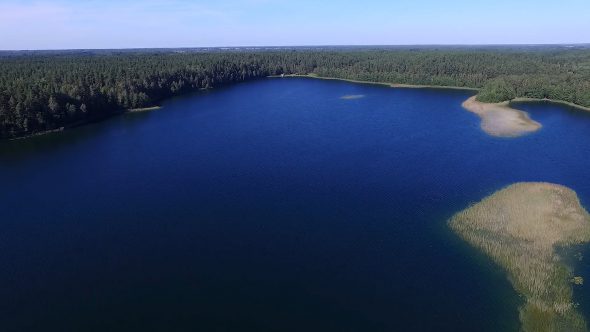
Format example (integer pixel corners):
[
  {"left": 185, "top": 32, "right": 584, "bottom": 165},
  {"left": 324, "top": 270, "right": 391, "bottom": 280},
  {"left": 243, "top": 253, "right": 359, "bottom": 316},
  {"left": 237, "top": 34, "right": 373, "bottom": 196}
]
[{"left": 1, "top": 47, "right": 589, "bottom": 139}]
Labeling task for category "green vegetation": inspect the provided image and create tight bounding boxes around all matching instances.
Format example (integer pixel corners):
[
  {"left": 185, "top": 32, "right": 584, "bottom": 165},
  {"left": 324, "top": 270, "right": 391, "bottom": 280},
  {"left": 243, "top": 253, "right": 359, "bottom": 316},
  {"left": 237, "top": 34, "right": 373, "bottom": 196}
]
[
  {"left": 573, "top": 277, "right": 584, "bottom": 285},
  {"left": 1, "top": 47, "right": 590, "bottom": 139},
  {"left": 449, "top": 182, "right": 590, "bottom": 332}
]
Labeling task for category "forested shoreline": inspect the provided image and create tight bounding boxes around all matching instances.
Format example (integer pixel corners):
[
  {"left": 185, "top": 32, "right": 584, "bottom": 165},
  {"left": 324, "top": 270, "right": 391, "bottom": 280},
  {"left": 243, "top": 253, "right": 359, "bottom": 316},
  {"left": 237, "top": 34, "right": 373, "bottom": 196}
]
[{"left": 1, "top": 48, "right": 589, "bottom": 139}]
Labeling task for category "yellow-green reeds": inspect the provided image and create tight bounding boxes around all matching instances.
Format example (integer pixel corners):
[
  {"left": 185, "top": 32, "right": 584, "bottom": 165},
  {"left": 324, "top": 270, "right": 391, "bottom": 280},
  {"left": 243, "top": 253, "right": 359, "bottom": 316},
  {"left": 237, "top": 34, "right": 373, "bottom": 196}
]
[{"left": 449, "top": 182, "right": 590, "bottom": 332}]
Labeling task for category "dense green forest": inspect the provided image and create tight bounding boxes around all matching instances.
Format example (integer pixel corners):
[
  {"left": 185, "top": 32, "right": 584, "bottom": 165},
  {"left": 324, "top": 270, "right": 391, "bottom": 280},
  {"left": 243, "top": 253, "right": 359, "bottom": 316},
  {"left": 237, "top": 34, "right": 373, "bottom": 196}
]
[{"left": 1, "top": 48, "right": 589, "bottom": 139}]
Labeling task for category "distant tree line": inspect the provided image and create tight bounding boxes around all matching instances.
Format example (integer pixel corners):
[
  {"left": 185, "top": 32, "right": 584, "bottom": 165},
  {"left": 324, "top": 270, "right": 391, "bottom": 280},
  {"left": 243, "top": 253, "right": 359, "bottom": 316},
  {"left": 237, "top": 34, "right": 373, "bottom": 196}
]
[{"left": 1, "top": 49, "right": 589, "bottom": 139}]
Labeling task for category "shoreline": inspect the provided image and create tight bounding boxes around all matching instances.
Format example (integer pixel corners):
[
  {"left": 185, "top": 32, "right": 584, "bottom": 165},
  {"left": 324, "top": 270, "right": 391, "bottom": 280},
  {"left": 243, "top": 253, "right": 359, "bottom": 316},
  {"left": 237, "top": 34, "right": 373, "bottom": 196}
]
[
  {"left": 273, "top": 74, "right": 590, "bottom": 113},
  {"left": 510, "top": 97, "right": 590, "bottom": 113},
  {"left": 6, "top": 107, "right": 161, "bottom": 141},
  {"left": 7, "top": 127, "right": 65, "bottom": 141},
  {"left": 271, "top": 74, "right": 479, "bottom": 91}
]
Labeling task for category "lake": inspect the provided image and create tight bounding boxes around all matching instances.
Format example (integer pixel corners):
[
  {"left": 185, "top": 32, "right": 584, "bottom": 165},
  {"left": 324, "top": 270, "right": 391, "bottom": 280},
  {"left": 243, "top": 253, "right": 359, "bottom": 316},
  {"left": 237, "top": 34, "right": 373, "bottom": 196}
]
[{"left": 2, "top": 77, "right": 590, "bottom": 331}]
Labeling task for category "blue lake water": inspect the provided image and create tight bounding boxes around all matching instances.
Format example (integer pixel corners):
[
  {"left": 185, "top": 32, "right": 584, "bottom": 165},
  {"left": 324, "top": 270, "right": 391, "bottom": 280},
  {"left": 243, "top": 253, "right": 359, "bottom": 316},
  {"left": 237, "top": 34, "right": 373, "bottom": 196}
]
[{"left": 2, "top": 77, "right": 590, "bottom": 331}]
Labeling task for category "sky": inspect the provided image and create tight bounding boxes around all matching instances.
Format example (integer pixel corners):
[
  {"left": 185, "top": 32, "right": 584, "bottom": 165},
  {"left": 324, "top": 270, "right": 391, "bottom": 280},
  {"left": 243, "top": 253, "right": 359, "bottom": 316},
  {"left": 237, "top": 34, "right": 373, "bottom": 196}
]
[{"left": 0, "top": 0, "right": 589, "bottom": 50}]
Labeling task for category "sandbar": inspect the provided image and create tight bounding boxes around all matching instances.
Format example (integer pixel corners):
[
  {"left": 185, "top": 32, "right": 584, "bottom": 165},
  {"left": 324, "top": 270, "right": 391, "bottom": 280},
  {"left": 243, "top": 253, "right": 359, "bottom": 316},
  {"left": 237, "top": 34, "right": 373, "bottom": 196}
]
[
  {"left": 128, "top": 106, "right": 161, "bottom": 113},
  {"left": 462, "top": 96, "right": 541, "bottom": 137}
]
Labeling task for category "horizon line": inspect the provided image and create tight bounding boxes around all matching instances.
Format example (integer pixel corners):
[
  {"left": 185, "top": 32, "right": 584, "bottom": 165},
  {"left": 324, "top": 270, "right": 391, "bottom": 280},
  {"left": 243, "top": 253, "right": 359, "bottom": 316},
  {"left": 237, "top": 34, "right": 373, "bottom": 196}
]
[{"left": 2, "top": 43, "right": 590, "bottom": 52}]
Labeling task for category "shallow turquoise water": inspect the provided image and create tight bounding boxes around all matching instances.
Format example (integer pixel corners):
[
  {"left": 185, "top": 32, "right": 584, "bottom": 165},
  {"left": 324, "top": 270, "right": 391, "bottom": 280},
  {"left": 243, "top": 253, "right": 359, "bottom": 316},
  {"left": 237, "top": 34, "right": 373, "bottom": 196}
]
[{"left": 1, "top": 78, "right": 590, "bottom": 331}]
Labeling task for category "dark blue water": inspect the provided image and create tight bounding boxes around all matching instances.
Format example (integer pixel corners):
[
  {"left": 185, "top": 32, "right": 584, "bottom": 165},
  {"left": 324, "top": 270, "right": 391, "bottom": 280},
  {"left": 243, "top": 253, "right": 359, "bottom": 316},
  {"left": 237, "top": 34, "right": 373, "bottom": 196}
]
[{"left": 1, "top": 78, "right": 590, "bottom": 332}]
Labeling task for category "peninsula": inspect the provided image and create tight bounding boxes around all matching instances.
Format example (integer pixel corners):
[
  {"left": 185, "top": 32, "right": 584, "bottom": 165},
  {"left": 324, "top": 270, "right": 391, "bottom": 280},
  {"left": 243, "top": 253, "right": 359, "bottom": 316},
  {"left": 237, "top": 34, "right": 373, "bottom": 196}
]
[{"left": 462, "top": 96, "right": 541, "bottom": 137}]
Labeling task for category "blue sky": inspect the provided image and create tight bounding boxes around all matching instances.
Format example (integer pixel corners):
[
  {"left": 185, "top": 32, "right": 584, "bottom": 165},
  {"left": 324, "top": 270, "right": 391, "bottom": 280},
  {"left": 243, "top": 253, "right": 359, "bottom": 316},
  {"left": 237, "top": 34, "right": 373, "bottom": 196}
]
[{"left": 0, "top": 0, "right": 589, "bottom": 50}]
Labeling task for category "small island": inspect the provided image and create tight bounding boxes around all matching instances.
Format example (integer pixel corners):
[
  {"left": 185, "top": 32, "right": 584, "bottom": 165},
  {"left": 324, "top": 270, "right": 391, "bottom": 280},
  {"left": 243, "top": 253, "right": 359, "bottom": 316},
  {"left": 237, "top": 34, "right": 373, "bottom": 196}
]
[
  {"left": 462, "top": 96, "right": 542, "bottom": 137},
  {"left": 449, "top": 182, "right": 590, "bottom": 332}
]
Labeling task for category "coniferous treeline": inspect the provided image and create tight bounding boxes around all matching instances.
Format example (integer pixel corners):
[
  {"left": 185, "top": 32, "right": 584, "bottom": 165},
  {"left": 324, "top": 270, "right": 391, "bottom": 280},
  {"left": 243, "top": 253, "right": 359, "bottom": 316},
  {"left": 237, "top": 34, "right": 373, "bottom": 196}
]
[{"left": 1, "top": 48, "right": 589, "bottom": 139}]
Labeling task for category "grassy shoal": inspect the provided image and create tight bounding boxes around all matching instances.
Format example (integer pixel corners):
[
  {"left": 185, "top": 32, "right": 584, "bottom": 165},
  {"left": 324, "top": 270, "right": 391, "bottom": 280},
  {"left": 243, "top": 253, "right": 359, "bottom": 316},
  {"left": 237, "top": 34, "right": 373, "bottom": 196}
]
[{"left": 449, "top": 182, "right": 590, "bottom": 332}]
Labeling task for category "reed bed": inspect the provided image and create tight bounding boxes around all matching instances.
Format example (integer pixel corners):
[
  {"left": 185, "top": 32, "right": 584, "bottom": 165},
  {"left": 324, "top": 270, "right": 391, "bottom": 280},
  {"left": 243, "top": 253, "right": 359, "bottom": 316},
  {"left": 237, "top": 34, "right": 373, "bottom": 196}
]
[{"left": 449, "top": 182, "right": 590, "bottom": 332}]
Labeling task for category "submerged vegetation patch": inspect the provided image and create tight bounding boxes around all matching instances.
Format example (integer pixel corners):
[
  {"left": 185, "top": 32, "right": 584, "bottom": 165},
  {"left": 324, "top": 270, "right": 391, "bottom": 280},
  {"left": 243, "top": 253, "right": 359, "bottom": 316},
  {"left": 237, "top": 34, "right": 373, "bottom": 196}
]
[
  {"left": 449, "top": 182, "right": 590, "bottom": 332},
  {"left": 340, "top": 94, "right": 366, "bottom": 100}
]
